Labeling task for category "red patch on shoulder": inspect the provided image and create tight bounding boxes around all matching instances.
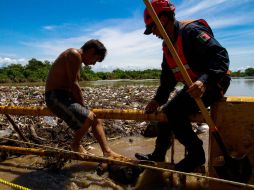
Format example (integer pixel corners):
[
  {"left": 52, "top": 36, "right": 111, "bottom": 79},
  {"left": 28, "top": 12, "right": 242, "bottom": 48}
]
[{"left": 197, "top": 32, "right": 211, "bottom": 43}]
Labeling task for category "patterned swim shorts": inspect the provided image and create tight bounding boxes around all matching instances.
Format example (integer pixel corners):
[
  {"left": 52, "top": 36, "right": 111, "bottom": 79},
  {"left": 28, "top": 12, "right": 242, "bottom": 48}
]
[{"left": 45, "top": 90, "right": 89, "bottom": 131}]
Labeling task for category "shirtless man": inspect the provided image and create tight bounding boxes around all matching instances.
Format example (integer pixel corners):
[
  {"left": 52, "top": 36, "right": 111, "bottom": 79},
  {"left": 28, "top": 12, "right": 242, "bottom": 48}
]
[{"left": 45, "top": 39, "right": 123, "bottom": 159}]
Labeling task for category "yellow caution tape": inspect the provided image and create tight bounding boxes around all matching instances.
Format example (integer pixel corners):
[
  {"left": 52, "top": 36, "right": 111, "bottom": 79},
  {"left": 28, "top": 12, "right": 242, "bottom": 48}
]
[{"left": 0, "top": 178, "right": 31, "bottom": 190}]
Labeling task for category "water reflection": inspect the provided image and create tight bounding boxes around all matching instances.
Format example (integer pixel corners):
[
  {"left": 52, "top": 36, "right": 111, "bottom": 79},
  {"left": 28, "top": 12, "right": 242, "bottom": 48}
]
[
  {"left": 245, "top": 79, "right": 254, "bottom": 88},
  {"left": 225, "top": 78, "right": 254, "bottom": 96},
  {"left": 80, "top": 79, "right": 159, "bottom": 87}
]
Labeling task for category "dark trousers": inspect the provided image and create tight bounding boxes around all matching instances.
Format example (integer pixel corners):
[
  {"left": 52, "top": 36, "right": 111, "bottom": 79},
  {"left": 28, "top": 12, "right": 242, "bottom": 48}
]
[{"left": 153, "top": 84, "right": 224, "bottom": 172}]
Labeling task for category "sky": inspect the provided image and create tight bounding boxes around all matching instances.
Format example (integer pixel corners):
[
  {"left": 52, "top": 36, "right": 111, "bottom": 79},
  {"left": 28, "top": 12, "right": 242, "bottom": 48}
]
[{"left": 0, "top": 0, "right": 254, "bottom": 72}]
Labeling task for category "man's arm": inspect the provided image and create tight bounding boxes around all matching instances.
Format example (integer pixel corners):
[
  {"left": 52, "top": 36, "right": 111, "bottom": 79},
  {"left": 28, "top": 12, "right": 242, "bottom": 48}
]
[
  {"left": 65, "top": 49, "right": 85, "bottom": 106},
  {"left": 183, "top": 22, "right": 230, "bottom": 97},
  {"left": 153, "top": 56, "right": 177, "bottom": 105},
  {"left": 72, "top": 81, "right": 85, "bottom": 106}
]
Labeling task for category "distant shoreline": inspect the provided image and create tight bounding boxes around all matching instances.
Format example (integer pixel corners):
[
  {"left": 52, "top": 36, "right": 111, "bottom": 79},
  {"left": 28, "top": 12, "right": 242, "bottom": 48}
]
[{"left": 0, "top": 77, "right": 254, "bottom": 87}]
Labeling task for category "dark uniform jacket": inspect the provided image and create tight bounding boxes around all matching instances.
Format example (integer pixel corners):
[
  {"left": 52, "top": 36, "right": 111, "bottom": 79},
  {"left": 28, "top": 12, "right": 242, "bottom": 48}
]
[{"left": 153, "top": 20, "right": 230, "bottom": 106}]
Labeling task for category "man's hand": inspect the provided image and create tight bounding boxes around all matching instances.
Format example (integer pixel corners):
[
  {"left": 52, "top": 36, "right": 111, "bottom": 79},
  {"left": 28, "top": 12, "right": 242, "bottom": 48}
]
[
  {"left": 145, "top": 100, "right": 160, "bottom": 113},
  {"left": 187, "top": 80, "right": 206, "bottom": 98},
  {"left": 87, "top": 111, "right": 96, "bottom": 121}
]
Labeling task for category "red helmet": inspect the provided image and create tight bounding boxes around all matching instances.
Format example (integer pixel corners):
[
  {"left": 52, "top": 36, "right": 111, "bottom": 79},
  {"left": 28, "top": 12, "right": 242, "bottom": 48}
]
[{"left": 144, "top": 0, "right": 175, "bottom": 35}]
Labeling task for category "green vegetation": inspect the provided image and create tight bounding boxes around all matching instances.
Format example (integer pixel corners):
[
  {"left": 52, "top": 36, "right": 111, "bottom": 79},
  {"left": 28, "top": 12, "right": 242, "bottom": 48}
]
[
  {"left": 0, "top": 58, "right": 161, "bottom": 83},
  {"left": 230, "top": 67, "right": 254, "bottom": 77},
  {"left": 0, "top": 58, "right": 253, "bottom": 83},
  {"left": 80, "top": 67, "right": 161, "bottom": 81},
  {"left": 0, "top": 59, "right": 51, "bottom": 83}
]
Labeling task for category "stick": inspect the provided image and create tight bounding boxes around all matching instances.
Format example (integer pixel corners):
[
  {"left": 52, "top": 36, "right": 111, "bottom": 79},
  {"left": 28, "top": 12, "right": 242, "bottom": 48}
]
[
  {"left": 0, "top": 145, "right": 169, "bottom": 170},
  {"left": 5, "top": 114, "right": 28, "bottom": 142}
]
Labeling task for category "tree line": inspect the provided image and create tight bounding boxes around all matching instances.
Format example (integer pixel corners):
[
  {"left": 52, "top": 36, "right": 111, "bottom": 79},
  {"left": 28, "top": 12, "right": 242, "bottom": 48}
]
[{"left": 0, "top": 58, "right": 253, "bottom": 83}]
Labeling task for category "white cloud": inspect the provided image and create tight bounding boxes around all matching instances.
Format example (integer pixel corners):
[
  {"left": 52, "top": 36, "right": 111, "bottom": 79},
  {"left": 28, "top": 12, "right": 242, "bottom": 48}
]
[
  {"left": 0, "top": 57, "right": 27, "bottom": 67},
  {"left": 92, "top": 27, "right": 163, "bottom": 71},
  {"left": 19, "top": 17, "right": 164, "bottom": 71},
  {"left": 21, "top": 36, "right": 89, "bottom": 57},
  {"left": 177, "top": 0, "right": 229, "bottom": 18},
  {"left": 175, "top": 0, "right": 254, "bottom": 31},
  {"left": 208, "top": 16, "right": 250, "bottom": 29},
  {"left": 43, "top": 25, "right": 57, "bottom": 31},
  {"left": 1, "top": 0, "right": 253, "bottom": 71}
]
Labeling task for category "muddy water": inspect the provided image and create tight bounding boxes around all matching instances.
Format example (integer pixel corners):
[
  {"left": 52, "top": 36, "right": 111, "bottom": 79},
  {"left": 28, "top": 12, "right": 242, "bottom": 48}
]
[
  {"left": 90, "top": 134, "right": 209, "bottom": 164},
  {"left": 0, "top": 134, "right": 209, "bottom": 190}
]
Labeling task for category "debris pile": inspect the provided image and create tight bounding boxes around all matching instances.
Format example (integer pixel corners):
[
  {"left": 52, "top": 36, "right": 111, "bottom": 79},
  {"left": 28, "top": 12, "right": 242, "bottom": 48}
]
[{"left": 0, "top": 86, "right": 157, "bottom": 152}]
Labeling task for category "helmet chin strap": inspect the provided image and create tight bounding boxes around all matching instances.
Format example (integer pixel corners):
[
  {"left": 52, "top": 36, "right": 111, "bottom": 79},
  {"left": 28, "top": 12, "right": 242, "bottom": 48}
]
[{"left": 163, "top": 18, "right": 175, "bottom": 42}]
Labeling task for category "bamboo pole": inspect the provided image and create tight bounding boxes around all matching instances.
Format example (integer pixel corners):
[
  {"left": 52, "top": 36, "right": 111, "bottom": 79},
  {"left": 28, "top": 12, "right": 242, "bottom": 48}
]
[
  {"left": 1, "top": 145, "right": 254, "bottom": 188},
  {"left": 0, "top": 106, "right": 168, "bottom": 121},
  {"left": 0, "top": 145, "right": 170, "bottom": 170},
  {"left": 0, "top": 97, "right": 252, "bottom": 118},
  {"left": 0, "top": 106, "right": 52, "bottom": 116},
  {"left": 92, "top": 108, "right": 168, "bottom": 121},
  {"left": 0, "top": 106, "right": 205, "bottom": 122}
]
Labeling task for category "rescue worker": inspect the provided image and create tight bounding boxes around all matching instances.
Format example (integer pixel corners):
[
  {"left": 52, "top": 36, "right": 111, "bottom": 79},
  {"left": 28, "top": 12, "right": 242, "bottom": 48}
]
[
  {"left": 135, "top": 0, "right": 231, "bottom": 172},
  {"left": 45, "top": 39, "right": 125, "bottom": 159}
]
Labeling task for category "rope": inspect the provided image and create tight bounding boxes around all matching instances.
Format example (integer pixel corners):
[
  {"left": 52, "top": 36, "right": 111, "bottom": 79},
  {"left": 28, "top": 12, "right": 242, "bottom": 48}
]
[
  {"left": 0, "top": 178, "right": 30, "bottom": 190},
  {"left": 1, "top": 137, "right": 254, "bottom": 189}
]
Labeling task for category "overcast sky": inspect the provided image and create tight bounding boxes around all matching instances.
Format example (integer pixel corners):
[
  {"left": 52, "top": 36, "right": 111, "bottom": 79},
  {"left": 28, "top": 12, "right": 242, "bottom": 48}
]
[{"left": 0, "top": 0, "right": 253, "bottom": 71}]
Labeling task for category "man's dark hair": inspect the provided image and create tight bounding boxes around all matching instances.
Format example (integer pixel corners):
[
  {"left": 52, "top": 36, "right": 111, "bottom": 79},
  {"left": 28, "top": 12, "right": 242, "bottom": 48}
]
[{"left": 81, "top": 39, "right": 107, "bottom": 62}]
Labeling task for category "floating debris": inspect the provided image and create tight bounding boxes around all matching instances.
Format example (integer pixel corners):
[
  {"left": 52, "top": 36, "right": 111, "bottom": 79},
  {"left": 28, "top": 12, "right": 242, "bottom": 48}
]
[{"left": 0, "top": 85, "right": 159, "bottom": 161}]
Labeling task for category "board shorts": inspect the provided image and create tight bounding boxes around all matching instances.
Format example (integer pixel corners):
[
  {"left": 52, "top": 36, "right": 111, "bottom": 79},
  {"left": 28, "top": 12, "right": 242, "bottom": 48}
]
[{"left": 45, "top": 89, "right": 89, "bottom": 131}]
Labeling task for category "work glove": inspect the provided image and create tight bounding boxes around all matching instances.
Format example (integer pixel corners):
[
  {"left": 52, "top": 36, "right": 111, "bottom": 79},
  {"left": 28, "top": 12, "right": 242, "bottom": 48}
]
[{"left": 145, "top": 100, "right": 160, "bottom": 114}]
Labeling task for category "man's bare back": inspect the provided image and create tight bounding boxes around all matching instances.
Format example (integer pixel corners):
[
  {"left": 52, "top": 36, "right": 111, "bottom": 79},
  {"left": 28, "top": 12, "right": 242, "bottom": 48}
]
[{"left": 45, "top": 48, "right": 82, "bottom": 93}]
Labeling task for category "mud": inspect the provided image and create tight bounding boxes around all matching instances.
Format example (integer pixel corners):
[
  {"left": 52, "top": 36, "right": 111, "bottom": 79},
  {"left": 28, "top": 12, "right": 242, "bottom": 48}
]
[{"left": 0, "top": 135, "right": 209, "bottom": 190}]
